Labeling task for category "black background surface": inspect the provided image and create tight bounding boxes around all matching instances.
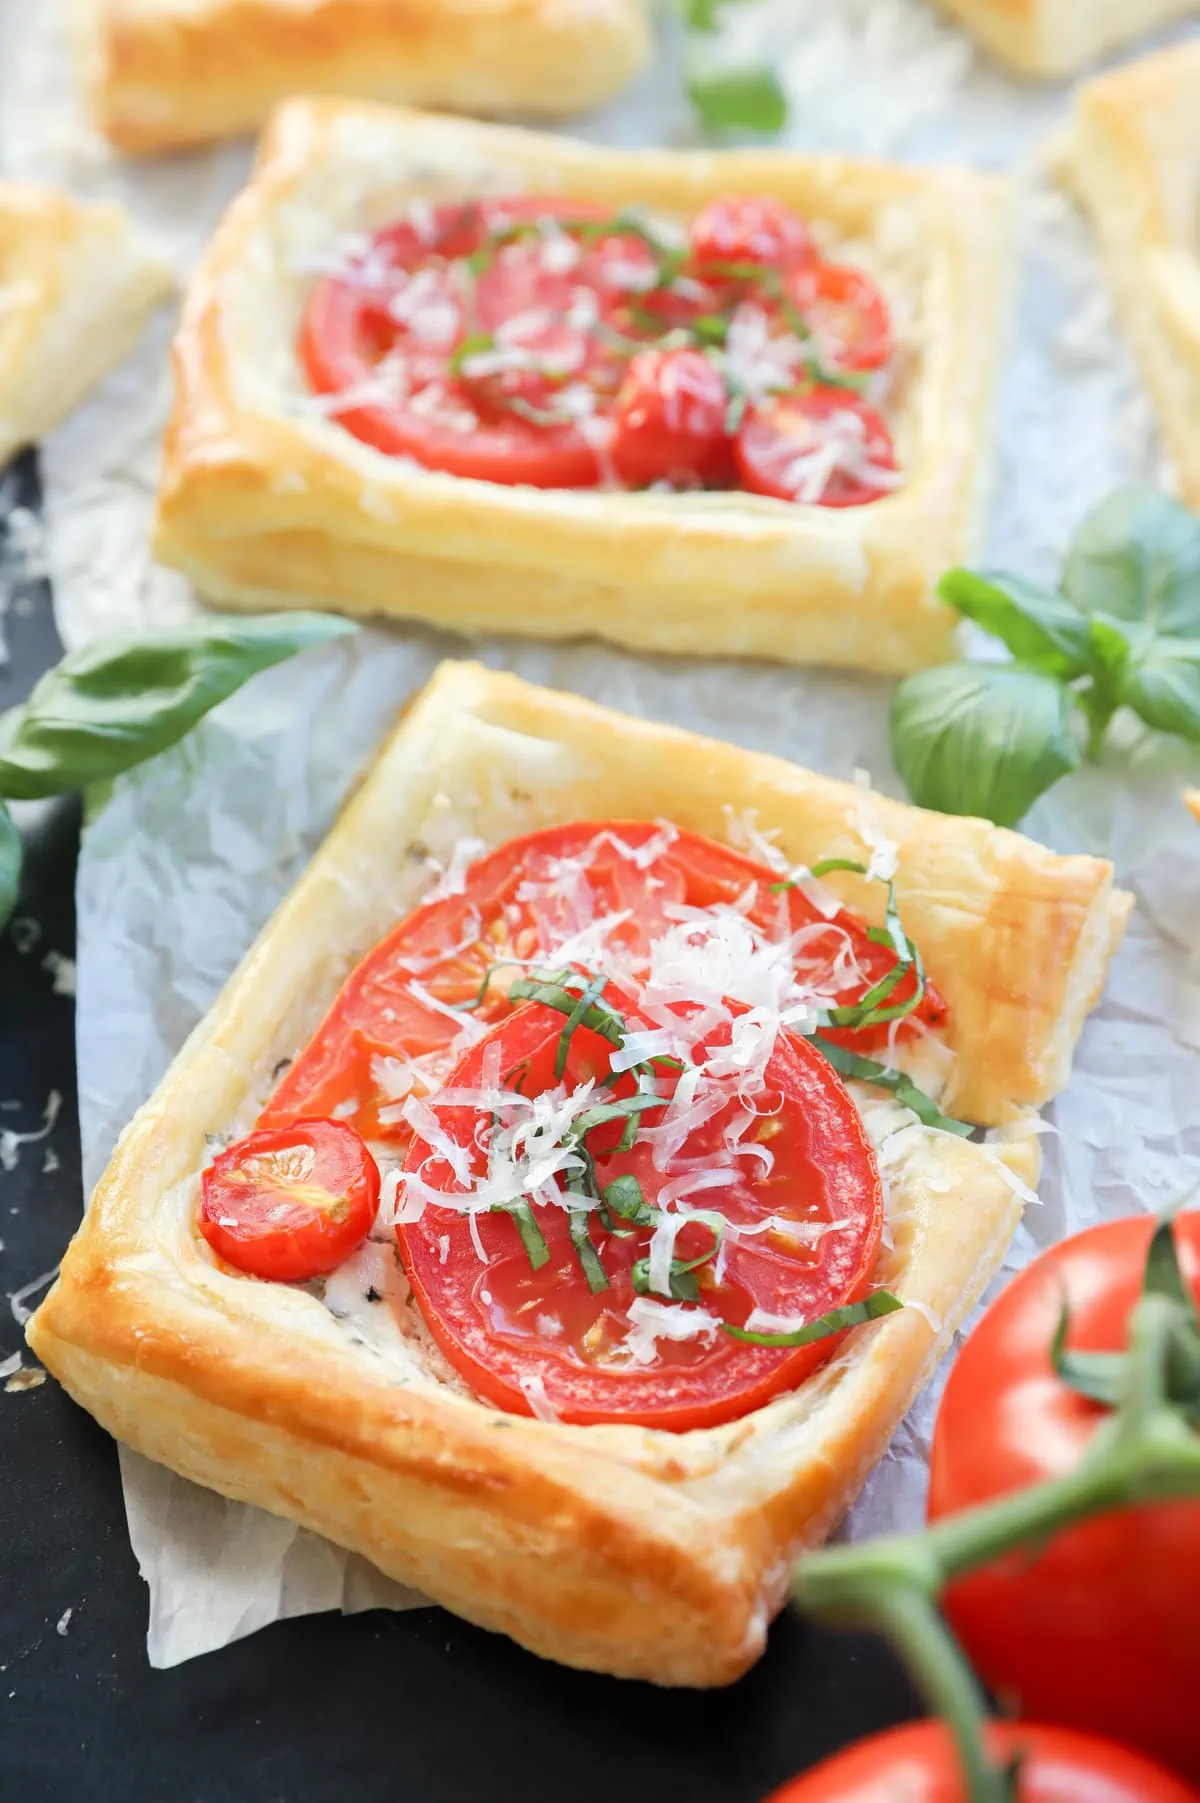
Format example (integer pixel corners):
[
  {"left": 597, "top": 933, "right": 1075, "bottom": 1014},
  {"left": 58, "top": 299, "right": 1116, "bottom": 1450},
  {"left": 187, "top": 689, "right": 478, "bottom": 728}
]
[{"left": 0, "top": 452, "right": 916, "bottom": 1803}]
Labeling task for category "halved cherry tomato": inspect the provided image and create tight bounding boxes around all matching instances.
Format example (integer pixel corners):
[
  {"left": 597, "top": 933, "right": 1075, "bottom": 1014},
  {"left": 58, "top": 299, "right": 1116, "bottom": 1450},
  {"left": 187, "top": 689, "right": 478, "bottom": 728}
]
[
  {"left": 609, "top": 348, "right": 733, "bottom": 488},
  {"left": 396, "top": 985, "right": 883, "bottom": 1429},
  {"left": 198, "top": 1118, "right": 380, "bottom": 1282},
  {"left": 764, "top": 1721, "right": 1200, "bottom": 1802},
  {"left": 735, "top": 387, "right": 899, "bottom": 509},
  {"left": 928, "top": 1215, "right": 1200, "bottom": 1781},
  {"left": 786, "top": 260, "right": 893, "bottom": 372},
  {"left": 261, "top": 822, "right": 946, "bottom": 1150},
  {"left": 689, "top": 195, "right": 813, "bottom": 274}
]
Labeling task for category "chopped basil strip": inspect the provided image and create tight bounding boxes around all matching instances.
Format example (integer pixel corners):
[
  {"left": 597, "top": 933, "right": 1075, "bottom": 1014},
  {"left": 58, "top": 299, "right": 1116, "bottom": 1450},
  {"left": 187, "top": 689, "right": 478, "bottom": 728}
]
[
  {"left": 552, "top": 970, "right": 611, "bottom": 1078},
  {"left": 448, "top": 331, "right": 495, "bottom": 376},
  {"left": 490, "top": 1200, "right": 551, "bottom": 1272},
  {"left": 567, "top": 1208, "right": 609, "bottom": 1293},
  {"left": 601, "top": 1174, "right": 657, "bottom": 1228},
  {"left": 722, "top": 1288, "right": 903, "bottom": 1346},
  {"left": 810, "top": 1036, "right": 972, "bottom": 1137},
  {"left": 509, "top": 970, "right": 626, "bottom": 1055}
]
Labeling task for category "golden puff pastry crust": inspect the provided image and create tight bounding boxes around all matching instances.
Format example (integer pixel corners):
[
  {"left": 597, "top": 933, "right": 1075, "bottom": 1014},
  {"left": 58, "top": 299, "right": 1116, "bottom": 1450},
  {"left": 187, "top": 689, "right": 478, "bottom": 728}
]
[
  {"left": 1058, "top": 44, "right": 1200, "bottom": 509},
  {"left": 930, "top": 0, "right": 1197, "bottom": 75},
  {"left": 154, "top": 99, "right": 1015, "bottom": 677},
  {"left": 0, "top": 182, "right": 173, "bottom": 469},
  {"left": 30, "top": 663, "right": 1127, "bottom": 1684},
  {"left": 73, "top": 0, "right": 652, "bottom": 154}
]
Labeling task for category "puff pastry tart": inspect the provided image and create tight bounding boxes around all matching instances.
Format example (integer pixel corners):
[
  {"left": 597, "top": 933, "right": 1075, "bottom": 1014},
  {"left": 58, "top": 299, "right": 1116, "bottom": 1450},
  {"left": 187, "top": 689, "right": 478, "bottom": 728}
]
[
  {"left": 1058, "top": 43, "right": 1200, "bottom": 509},
  {"left": 930, "top": 0, "right": 1198, "bottom": 75},
  {"left": 154, "top": 100, "right": 1013, "bottom": 675},
  {"left": 29, "top": 663, "right": 1131, "bottom": 1684},
  {"left": 73, "top": 0, "right": 651, "bottom": 155},
  {"left": 0, "top": 182, "right": 172, "bottom": 469}
]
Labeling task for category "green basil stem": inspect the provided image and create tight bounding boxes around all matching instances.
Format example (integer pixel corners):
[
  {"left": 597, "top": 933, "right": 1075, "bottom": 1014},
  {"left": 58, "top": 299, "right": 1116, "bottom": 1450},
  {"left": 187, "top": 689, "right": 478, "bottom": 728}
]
[{"left": 791, "top": 1285, "right": 1200, "bottom": 1803}]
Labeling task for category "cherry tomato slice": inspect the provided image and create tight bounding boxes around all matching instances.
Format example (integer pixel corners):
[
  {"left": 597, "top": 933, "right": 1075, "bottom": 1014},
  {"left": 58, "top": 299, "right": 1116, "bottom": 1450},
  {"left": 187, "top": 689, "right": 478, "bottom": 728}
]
[
  {"left": 929, "top": 1214, "right": 1200, "bottom": 1782},
  {"left": 199, "top": 1118, "right": 380, "bottom": 1282},
  {"left": 689, "top": 195, "right": 813, "bottom": 275},
  {"left": 735, "top": 386, "right": 899, "bottom": 509},
  {"left": 261, "top": 821, "right": 944, "bottom": 1150},
  {"left": 396, "top": 986, "right": 883, "bottom": 1430},
  {"left": 764, "top": 1721, "right": 1200, "bottom": 1802},
  {"left": 786, "top": 259, "right": 894, "bottom": 373},
  {"left": 609, "top": 348, "right": 733, "bottom": 488}
]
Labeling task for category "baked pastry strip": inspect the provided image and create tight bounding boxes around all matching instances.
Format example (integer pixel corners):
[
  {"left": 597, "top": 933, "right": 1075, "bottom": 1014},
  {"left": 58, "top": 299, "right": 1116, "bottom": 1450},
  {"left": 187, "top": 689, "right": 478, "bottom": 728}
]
[
  {"left": 155, "top": 98, "right": 1015, "bottom": 676},
  {"left": 930, "top": 0, "right": 1197, "bottom": 75},
  {"left": 1057, "top": 42, "right": 1200, "bottom": 508},
  {"left": 72, "top": 0, "right": 652, "bottom": 155},
  {"left": 0, "top": 182, "right": 173, "bottom": 468},
  {"left": 28, "top": 662, "right": 1129, "bottom": 1683}
]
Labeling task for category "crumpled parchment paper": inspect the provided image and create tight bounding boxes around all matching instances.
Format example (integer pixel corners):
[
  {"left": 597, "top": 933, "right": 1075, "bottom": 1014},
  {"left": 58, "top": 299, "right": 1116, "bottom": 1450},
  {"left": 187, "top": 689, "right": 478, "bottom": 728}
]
[{"left": 4, "top": 0, "right": 1200, "bottom": 1669}]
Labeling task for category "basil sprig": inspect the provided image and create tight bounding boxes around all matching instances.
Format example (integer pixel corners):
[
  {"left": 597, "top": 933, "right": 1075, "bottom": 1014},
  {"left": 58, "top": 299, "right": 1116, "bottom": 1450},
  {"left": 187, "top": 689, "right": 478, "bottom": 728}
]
[
  {"left": 0, "top": 612, "right": 354, "bottom": 933},
  {"left": 891, "top": 487, "right": 1200, "bottom": 827}
]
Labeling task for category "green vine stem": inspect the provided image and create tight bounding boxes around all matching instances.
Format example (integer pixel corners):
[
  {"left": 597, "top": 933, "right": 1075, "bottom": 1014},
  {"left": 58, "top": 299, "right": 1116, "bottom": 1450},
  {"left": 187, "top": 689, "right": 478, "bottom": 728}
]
[{"left": 791, "top": 1261, "right": 1200, "bottom": 1801}]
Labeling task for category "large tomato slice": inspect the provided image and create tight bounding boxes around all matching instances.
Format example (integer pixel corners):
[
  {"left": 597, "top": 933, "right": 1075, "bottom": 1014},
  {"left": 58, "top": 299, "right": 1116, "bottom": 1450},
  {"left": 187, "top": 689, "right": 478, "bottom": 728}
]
[
  {"left": 928, "top": 1214, "right": 1200, "bottom": 1781},
  {"left": 199, "top": 1118, "right": 379, "bottom": 1282},
  {"left": 763, "top": 1721, "right": 1199, "bottom": 1802},
  {"left": 261, "top": 821, "right": 946, "bottom": 1150},
  {"left": 395, "top": 983, "right": 883, "bottom": 1429}
]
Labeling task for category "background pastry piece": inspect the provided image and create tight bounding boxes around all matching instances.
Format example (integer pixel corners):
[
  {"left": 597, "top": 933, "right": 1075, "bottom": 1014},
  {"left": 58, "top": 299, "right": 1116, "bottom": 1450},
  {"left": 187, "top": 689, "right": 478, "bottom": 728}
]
[
  {"left": 1057, "top": 42, "right": 1200, "bottom": 508},
  {"left": 154, "top": 99, "right": 1013, "bottom": 676},
  {"left": 0, "top": 182, "right": 173, "bottom": 469},
  {"left": 26, "top": 661, "right": 1129, "bottom": 1686},
  {"left": 930, "top": 0, "right": 1197, "bottom": 76},
  {"left": 71, "top": 0, "right": 652, "bottom": 156}
]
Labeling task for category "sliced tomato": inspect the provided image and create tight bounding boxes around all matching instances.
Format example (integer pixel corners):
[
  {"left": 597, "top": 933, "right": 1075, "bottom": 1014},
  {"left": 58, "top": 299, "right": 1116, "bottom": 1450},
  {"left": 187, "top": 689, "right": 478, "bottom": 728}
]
[
  {"left": 928, "top": 1214, "right": 1200, "bottom": 1781},
  {"left": 198, "top": 1118, "right": 379, "bottom": 1282},
  {"left": 396, "top": 984, "right": 883, "bottom": 1429},
  {"left": 786, "top": 260, "right": 893, "bottom": 372},
  {"left": 689, "top": 195, "right": 813, "bottom": 274},
  {"left": 609, "top": 348, "right": 733, "bottom": 488},
  {"left": 764, "top": 1721, "right": 1200, "bottom": 1802},
  {"left": 261, "top": 821, "right": 946, "bottom": 1152},
  {"left": 735, "top": 386, "right": 899, "bottom": 509}
]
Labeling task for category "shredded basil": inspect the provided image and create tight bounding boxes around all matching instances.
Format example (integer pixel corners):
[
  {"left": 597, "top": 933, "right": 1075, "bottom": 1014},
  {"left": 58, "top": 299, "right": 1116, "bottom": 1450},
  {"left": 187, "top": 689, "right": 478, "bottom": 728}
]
[
  {"left": 490, "top": 1200, "right": 551, "bottom": 1271},
  {"left": 810, "top": 1036, "right": 971, "bottom": 1137},
  {"left": 722, "top": 1288, "right": 903, "bottom": 1346},
  {"left": 567, "top": 1208, "right": 609, "bottom": 1293}
]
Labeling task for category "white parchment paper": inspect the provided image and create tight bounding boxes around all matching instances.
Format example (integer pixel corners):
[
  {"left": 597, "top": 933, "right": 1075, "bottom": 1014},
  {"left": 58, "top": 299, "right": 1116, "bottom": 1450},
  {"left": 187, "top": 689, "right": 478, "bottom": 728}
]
[{"left": 5, "top": 0, "right": 1200, "bottom": 1668}]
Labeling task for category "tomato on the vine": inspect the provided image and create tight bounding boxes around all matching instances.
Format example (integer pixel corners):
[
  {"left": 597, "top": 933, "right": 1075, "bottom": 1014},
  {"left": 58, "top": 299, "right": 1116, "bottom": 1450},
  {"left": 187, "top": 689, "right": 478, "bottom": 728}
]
[
  {"left": 763, "top": 1721, "right": 1200, "bottom": 1802},
  {"left": 928, "top": 1215, "right": 1200, "bottom": 1781}
]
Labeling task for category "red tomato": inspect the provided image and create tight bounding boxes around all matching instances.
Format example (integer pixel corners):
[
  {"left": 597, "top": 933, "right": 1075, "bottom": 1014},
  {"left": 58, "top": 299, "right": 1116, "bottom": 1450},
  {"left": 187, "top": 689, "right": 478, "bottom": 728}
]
[
  {"left": 735, "top": 387, "right": 899, "bottom": 509},
  {"left": 299, "top": 197, "right": 608, "bottom": 489},
  {"left": 763, "top": 1721, "right": 1200, "bottom": 1802},
  {"left": 786, "top": 261, "right": 893, "bottom": 372},
  {"left": 689, "top": 195, "right": 813, "bottom": 273},
  {"left": 396, "top": 985, "right": 883, "bottom": 1429},
  {"left": 261, "top": 821, "right": 946, "bottom": 1150},
  {"left": 199, "top": 1118, "right": 380, "bottom": 1282},
  {"left": 928, "top": 1215, "right": 1200, "bottom": 1781},
  {"left": 609, "top": 349, "right": 733, "bottom": 488}
]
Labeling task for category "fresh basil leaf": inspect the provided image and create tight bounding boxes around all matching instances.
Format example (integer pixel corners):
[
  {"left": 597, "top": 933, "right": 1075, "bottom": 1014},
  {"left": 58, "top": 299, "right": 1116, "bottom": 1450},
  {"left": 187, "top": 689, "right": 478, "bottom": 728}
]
[
  {"left": 686, "top": 65, "right": 787, "bottom": 134},
  {"left": 722, "top": 1289, "right": 903, "bottom": 1347},
  {"left": 680, "top": 0, "right": 724, "bottom": 30},
  {"left": 809, "top": 1036, "right": 973, "bottom": 1137},
  {"left": 0, "top": 802, "right": 20, "bottom": 932},
  {"left": 937, "top": 569, "right": 1093, "bottom": 679},
  {"left": 1117, "top": 637, "right": 1200, "bottom": 743},
  {"left": 1063, "top": 487, "right": 1200, "bottom": 637},
  {"left": 0, "top": 613, "right": 356, "bottom": 801},
  {"left": 567, "top": 1208, "right": 609, "bottom": 1293},
  {"left": 890, "top": 662, "right": 1080, "bottom": 829}
]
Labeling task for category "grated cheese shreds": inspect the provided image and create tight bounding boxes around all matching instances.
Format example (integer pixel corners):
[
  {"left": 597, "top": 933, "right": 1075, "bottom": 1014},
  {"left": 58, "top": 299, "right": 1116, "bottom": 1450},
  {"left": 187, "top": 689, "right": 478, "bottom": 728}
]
[{"left": 624, "top": 1297, "right": 721, "bottom": 1366}]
